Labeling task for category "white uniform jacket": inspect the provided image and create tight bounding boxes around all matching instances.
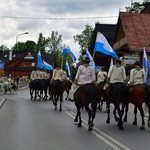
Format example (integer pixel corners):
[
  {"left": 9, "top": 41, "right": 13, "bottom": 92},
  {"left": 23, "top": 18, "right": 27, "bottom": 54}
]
[
  {"left": 107, "top": 65, "right": 126, "bottom": 84},
  {"left": 129, "top": 67, "right": 146, "bottom": 85},
  {"left": 75, "top": 64, "right": 96, "bottom": 85}
]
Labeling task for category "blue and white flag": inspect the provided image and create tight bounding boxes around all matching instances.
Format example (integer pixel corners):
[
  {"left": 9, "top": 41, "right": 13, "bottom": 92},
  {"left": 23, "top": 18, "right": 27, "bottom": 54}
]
[
  {"left": 43, "top": 60, "right": 53, "bottom": 71},
  {"left": 94, "top": 32, "right": 119, "bottom": 60},
  {"left": 143, "top": 47, "right": 149, "bottom": 84},
  {"left": 86, "top": 50, "right": 96, "bottom": 72},
  {"left": 0, "top": 62, "right": 4, "bottom": 69},
  {"left": 62, "top": 44, "right": 77, "bottom": 62},
  {"left": 37, "top": 50, "right": 44, "bottom": 69},
  {"left": 65, "top": 60, "right": 71, "bottom": 77}
]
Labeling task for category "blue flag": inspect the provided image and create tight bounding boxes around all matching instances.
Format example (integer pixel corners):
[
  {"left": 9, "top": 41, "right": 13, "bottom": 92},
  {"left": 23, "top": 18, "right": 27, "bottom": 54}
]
[
  {"left": 0, "top": 62, "right": 4, "bottom": 69},
  {"left": 63, "top": 44, "right": 77, "bottom": 62},
  {"left": 86, "top": 50, "right": 96, "bottom": 72},
  {"left": 65, "top": 60, "right": 71, "bottom": 77},
  {"left": 94, "top": 32, "right": 119, "bottom": 60},
  {"left": 43, "top": 60, "right": 53, "bottom": 71},
  {"left": 143, "top": 48, "right": 149, "bottom": 84},
  {"left": 37, "top": 51, "right": 44, "bottom": 69}
]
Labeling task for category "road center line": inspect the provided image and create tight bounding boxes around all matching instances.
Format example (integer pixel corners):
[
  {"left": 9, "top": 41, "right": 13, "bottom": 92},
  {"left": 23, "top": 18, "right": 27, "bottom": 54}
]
[{"left": 66, "top": 110, "right": 131, "bottom": 150}]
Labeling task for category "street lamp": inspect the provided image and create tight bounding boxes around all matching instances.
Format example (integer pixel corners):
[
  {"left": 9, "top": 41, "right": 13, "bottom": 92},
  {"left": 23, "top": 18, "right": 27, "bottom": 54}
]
[
  {"left": 14, "top": 32, "right": 29, "bottom": 81},
  {"left": 16, "top": 32, "right": 29, "bottom": 51}
]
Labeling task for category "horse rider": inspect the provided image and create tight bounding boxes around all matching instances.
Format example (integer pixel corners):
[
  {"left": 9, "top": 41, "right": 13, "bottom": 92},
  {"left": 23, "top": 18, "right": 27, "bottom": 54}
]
[
  {"left": 128, "top": 61, "right": 146, "bottom": 86},
  {"left": 30, "top": 69, "right": 38, "bottom": 81},
  {"left": 96, "top": 66, "right": 107, "bottom": 84},
  {"left": 103, "top": 58, "right": 126, "bottom": 90},
  {"left": 51, "top": 64, "right": 64, "bottom": 81},
  {"left": 68, "top": 55, "right": 96, "bottom": 101}
]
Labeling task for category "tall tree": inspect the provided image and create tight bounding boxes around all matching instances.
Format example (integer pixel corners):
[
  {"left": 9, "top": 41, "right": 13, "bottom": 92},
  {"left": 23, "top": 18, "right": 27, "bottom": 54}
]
[
  {"left": 0, "top": 45, "right": 9, "bottom": 51},
  {"left": 25, "top": 40, "right": 37, "bottom": 51},
  {"left": 46, "top": 31, "right": 63, "bottom": 65},
  {"left": 12, "top": 42, "right": 25, "bottom": 51},
  {"left": 36, "top": 33, "right": 48, "bottom": 53},
  {"left": 125, "top": 2, "right": 145, "bottom": 13},
  {"left": 73, "top": 24, "right": 94, "bottom": 57}
]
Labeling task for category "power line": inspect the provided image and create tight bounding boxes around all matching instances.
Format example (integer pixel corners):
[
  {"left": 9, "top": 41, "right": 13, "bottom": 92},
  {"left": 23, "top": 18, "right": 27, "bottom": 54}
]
[{"left": 0, "top": 15, "right": 118, "bottom": 20}]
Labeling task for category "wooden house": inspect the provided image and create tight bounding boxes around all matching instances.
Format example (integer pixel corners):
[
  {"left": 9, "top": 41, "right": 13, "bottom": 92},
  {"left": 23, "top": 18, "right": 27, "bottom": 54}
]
[{"left": 0, "top": 50, "right": 55, "bottom": 79}]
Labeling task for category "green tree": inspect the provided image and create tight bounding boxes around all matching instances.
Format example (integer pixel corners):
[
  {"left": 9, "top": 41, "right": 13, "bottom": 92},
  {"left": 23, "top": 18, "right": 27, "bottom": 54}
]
[
  {"left": 12, "top": 42, "right": 25, "bottom": 51},
  {"left": 0, "top": 45, "right": 9, "bottom": 51},
  {"left": 36, "top": 33, "right": 48, "bottom": 53},
  {"left": 25, "top": 40, "right": 37, "bottom": 51},
  {"left": 73, "top": 24, "right": 94, "bottom": 58},
  {"left": 46, "top": 31, "right": 63, "bottom": 65},
  {"left": 125, "top": 2, "right": 145, "bottom": 13}
]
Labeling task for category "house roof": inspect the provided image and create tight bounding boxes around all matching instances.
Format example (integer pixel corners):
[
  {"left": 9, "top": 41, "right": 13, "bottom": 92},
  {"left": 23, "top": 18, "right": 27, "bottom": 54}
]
[
  {"left": 119, "top": 12, "right": 150, "bottom": 51},
  {"left": 0, "top": 50, "right": 55, "bottom": 67}
]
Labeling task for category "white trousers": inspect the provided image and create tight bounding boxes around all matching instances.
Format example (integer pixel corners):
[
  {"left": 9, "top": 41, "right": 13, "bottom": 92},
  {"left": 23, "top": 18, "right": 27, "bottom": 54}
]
[{"left": 68, "top": 83, "right": 80, "bottom": 100}]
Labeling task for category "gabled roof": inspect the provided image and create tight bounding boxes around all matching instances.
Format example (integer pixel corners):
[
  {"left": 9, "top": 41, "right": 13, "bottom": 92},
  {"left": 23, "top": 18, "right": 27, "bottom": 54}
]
[
  {"left": 0, "top": 50, "right": 55, "bottom": 66},
  {"left": 119, "top": 12, "right": 150, "bottom": 51}
]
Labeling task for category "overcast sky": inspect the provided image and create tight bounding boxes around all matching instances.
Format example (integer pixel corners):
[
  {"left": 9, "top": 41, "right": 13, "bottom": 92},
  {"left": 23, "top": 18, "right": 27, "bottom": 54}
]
[{"left": 0, "top": 0, "right": 143, "bottom": 58}]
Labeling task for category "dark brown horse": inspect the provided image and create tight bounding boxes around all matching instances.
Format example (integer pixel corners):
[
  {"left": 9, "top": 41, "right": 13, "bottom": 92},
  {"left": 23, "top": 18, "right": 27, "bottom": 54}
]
[
  {"left": 97, "top": 82, "right": 107, "bottom": 111},
  {"left": 62, "top": 79, "right": 72, "bottom": 100},
  {"left": 74, "top": 83, "right": 100, "bottom": 131},
  {"left": 105, "top": 83, "right": 128, "bottom": 130},
  {"left": 124, "top": 84, "right": 150, "bottom": 129},
  {"left": 49, "top": 80, "right": 64, "bottom": 111}
]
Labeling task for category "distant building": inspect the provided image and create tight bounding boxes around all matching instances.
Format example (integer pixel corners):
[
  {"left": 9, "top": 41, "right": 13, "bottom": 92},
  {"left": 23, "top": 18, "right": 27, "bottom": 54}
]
[{"left": 0, "top": 50, "right": 55, "bottom": 79}]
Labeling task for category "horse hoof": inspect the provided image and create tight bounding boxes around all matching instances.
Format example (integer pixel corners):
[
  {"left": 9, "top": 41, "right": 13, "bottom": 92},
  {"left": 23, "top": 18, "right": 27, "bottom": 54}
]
[
  {"left": 88, "top": 127, "right": 93, "bottom": 131},
  {"left": 59, "top": 109, "right": 62, "bottom": 112},
  {"left": 132, "top": 122, "right": 137, "bottom": 126},
  {"left": 140, "top": 125, "right": 145, "bottom": 130},
  {"left": 78, "top": 124, "right": 82, "bottom": 127},
  {"left": 119, "top": 126, "right": 124, "bottom": 130},
  {"left": 124, "top": 118, "right": 127, "bottom": 122},
  {"left": 106, "top": 120, "right": 110, "bottom": 124},
  {"left": 115, "top": 117, "right": 119, "bottom": 122},
  {"left": 74, "top": 119, "right": 78, "bottom": 122}
]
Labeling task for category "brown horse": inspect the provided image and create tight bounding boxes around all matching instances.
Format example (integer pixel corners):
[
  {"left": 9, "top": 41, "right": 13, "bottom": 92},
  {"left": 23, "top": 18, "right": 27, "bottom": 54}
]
[
  {"left": 62, "top": 79, "right": 72, "bottom": 100},
  {"left": 97, "top": 82, "right": 107, "bottom": 111},
  {"left": 49, "top": 80, "right": 64, "bottom": 111},
  {"left": 105, "top": 83, "right": 128, "bottom": 130},
  {"left": 74, "top": 83, "right": 100, "bottom": 131},
  {"left": 124, "top": 84, "right": 150, "bottom": 129}
]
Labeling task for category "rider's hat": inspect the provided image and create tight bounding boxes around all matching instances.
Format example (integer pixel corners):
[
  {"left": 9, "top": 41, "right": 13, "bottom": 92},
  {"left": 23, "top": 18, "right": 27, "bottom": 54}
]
[{"left": 82, "top": 55, "right": 91, "bottom": 62}]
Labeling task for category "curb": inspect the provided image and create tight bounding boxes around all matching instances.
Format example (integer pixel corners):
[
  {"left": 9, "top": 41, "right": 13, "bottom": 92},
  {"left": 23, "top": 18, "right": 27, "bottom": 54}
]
[{"left": 0, "top": 96, "right": 6, "bottom": 109}]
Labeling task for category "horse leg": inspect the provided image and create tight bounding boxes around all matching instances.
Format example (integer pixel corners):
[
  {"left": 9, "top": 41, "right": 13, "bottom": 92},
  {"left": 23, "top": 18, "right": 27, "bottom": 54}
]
[
  {"left": 77, "top": 107, "right": 82, "bottom": 127},
  {"left": 59, "top": 94, "right": 63, "bottom": 112},
  {"left": 106, "top": 102, "right": 110, "bottom": 123},
  {"left": 116, "top": 104, "right": 124, "bottom": 130},
  {"left": 54, "top": 96, "right": 57, "bottom": 110},
  {"left": 65, "top": 90, "right": 69, "bottom": 100},
  {"left": 29, "top": 87, "right": 33, "bottom": 100},
  {"left": 133, "top": 106, "right": 138, "bottom": 125},
  {"left": 85, "top": 106, "right": 93, "bottom": 131},
  {"left": 138, "top": 105, "right": 145, "bottom": 130},
  {"left": 89, "top": 103, "right": 98, "bottom": 131},
  {"left": 123, "top": 103, "right": 129, "bottom": 122},
  {"left": 113, "top": 106, "right": 119, "bottom": 122}
]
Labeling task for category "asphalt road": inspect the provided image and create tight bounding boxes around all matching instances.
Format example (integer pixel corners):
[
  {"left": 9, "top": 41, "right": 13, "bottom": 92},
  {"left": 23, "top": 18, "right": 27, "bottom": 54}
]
[{"left": 0, "top": 88, "right": 150, "bottom": 150}]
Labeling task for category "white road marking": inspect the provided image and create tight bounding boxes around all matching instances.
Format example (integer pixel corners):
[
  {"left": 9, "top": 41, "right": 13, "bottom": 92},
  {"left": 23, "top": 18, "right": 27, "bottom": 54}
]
[{"left": 66, "top": 111, "right": 131, "bottom": 150}]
